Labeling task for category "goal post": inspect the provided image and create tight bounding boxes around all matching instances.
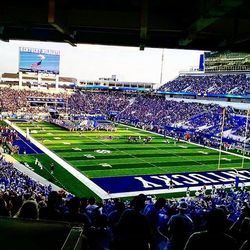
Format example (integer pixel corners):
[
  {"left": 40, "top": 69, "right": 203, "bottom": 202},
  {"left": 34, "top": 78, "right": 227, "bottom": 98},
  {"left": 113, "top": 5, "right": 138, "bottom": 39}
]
[
  {"left": 240, "top": 110, "right": 250, "bottom": 168},
  {"left": 217, "top": 107, "right": 226, "bottom": 170},
  {"left": 218, "top": 109, "right": 249, "bottom": 170}
]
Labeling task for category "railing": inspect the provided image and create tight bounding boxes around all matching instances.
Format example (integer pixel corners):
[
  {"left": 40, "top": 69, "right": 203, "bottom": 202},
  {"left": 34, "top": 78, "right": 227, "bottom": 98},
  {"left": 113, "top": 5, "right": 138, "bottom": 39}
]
[{"left": 61, "top": 227, "right": 84, "bottom": 250}]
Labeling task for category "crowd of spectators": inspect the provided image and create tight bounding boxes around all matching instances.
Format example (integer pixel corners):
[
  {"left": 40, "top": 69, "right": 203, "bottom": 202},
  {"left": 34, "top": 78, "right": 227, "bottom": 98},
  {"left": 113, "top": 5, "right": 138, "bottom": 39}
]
[
  {"left": 0, "top": 87, "right": 68, "bottom": 113},
  {"left": 0, "top": 153, "right": 53, "bottom": 216},
  {"left": 0, "top": 126, "right": 20, "bottom": 153},
  {"left": 159, "top": 74, "right": 250, "bottom": 96},
  {"left": 117, "top": 96, "right": 219, "bottom": 128},
  {"left": 1, "top": 87, "right": 250, "bottom": 248},
  {"left": 0, "top": 87, "right": 249, "bottom": 147},
  {"left": 67, "top": 91, "right": 249, "bottom": 142},
  {"left": 68, "top": 90, "right": 131, "bottom": 115}
]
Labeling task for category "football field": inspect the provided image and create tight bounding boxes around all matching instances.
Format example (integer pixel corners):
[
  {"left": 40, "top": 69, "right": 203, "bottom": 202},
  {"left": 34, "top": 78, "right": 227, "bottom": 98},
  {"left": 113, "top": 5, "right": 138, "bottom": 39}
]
[{"left": 12, "top": 121, "right": 250, "bottom": 198}]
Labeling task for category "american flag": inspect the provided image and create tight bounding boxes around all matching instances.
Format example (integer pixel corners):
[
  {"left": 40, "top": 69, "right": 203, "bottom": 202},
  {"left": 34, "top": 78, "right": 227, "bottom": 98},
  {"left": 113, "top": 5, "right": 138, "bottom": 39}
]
[{"left": 31, "top": 60, "right": 42, "bottom": 71}]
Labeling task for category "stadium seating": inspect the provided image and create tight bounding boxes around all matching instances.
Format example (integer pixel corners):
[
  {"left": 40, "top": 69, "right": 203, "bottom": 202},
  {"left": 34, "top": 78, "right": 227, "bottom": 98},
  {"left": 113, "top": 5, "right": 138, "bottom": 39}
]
[
  {"left": 0, "top": 87, "right": 68, "bottom": 113},
  {"left": 159, "top": 73, "right": 250, "bottom": 95},
  {"left": 1, "top": 87, "right": 250, "bottom": 249},
  {"left": 1, "top": 87, "right": 248, "bottom": 149},
  {"left": 0, "top": 162, "right": 250, "bottom": 250}
]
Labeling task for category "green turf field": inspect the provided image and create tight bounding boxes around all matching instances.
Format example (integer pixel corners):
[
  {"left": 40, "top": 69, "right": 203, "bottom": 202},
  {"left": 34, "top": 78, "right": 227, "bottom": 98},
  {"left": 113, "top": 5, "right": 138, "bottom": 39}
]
[{"left": 13, "top": 121, "right": 250, "bottom": 197}]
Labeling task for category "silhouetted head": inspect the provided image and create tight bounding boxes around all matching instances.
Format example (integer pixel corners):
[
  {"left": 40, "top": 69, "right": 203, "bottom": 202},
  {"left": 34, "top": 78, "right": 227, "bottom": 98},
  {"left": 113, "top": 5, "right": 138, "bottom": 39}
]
[
  {"left": 47, "top": 191, "right": 61, "bottom": 207},
  {"left": 80, "top": 197, "right": 88, "bottom": 210},
  {"left": 0, "top": 198, "right": 8, "bottom": 216},
  {"left": 177, "top": 201, "right": 188, "bottom": 213},
  {"left": 17, "top": 200, "right": 39, "bottom": 220},
  {"left": 95, "top": 214, "right": 108, "bottom": 228},
  {"left": 68, "top": 197, "right": 81, "bottom": 213},
  {"left": 207, "top": 208, "right": 227, "bottom": 232},
  {"left": 131, "top": 195, "right": 145, "bottom": 211},
  {"left": 115, "top": 201, "right": 125, "bottom": 213},
  {"left": 155, "top": 197, "right": 166, "bottom": 209},
  {"left": 88, "top": 196, "right": 96, "bottom": 205}
]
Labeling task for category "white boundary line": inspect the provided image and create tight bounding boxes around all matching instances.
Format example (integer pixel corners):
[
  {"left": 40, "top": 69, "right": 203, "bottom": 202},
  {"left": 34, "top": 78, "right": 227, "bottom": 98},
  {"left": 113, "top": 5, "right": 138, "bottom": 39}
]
[
  {"left": 5, "top": 120, "right": 109, "bottom": 199},
  {"left": 5, "top": 120, "right": 250, "bottom": 199},
  {"left": 17, "top": 135, "right": 40, "bottom": 154},
  {"left": 108, "top": 182, "right": 250, "bottom": 199}
]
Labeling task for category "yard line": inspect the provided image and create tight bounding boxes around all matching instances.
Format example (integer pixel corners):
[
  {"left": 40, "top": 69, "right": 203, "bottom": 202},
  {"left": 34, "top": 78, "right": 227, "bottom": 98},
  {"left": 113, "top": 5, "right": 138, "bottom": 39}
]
[
  {"left": 79, "top": 132, "right": 171, "bottom": 173},
  {"left": 221, "top": 157, "right": 232, "bottom": 162},
  {"left": 198, "top": 150, "right": 209, "bottom": 155},
  {"left": 124, "top": 129, "right": 207, "bottom": 167}
]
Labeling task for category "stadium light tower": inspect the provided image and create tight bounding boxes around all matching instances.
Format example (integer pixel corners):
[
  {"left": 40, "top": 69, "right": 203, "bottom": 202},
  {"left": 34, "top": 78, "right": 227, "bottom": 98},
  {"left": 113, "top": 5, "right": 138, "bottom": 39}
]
[{"left": 159, "top": 49, "right": 164, "bottom": 86}]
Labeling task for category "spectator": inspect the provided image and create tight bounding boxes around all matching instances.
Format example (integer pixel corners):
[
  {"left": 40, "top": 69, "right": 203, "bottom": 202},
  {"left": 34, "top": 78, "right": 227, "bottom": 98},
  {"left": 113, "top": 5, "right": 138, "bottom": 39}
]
[
  {"left": 113, "top": 195, "right": 152, "bottom": 250},
  {"left": 184, "top": 208, "right": 238, "bottom": 250},
  {"left": 88, "top": 214, "right": 112, "bottom": 250},
  {"left": 15, "top": 200, "right": 39, "bottom": 220},
  {"left": 166, "top": 200, "right": 194, "bottom": 250},
  {"left": 39, "top": 191, "right": 63, "bottom": 221},
  {"left": 86, "top": 196, "right": 99, "bottom": 216},
  {"left": 0, "top": 197, "right": 10, "bottom": 216},
  {"left": 63, "top": 197, "right": 91, "bottom": 228}
]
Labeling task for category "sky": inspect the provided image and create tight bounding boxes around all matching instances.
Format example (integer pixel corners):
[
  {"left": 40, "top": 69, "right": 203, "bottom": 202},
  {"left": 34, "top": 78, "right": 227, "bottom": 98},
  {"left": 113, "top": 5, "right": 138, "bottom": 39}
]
[{"left": 0, "top": 40, "right": 204, "bottom": 87}]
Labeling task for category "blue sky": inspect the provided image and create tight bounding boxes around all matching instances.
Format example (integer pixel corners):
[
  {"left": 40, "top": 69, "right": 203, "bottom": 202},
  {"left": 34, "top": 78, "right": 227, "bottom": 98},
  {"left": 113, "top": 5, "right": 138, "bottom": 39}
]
[{"left": 0, "top": 40, "right": 204, "bottom": 86}]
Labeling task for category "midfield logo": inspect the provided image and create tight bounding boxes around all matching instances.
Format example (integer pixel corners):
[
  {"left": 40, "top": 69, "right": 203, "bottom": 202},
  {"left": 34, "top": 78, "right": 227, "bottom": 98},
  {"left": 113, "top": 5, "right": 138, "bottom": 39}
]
[{"left": 95, "top": 149, "right": 112, "bottom": 154}]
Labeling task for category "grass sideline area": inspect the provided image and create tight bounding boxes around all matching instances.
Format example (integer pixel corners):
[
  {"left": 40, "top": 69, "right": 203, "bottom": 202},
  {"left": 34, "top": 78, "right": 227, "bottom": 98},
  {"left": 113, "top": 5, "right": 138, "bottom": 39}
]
[{"left": 9, "top": 121, "right": 250, "bottom": 198}]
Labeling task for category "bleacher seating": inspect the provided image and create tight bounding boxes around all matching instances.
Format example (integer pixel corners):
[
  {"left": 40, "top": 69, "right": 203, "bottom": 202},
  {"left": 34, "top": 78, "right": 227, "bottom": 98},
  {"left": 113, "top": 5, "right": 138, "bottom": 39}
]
[
  {"left": 1, "top": 86, "right": 250, "bottom": 249},
  {"left": 159, "top": 74, "right": 250, "bottom": 96}
]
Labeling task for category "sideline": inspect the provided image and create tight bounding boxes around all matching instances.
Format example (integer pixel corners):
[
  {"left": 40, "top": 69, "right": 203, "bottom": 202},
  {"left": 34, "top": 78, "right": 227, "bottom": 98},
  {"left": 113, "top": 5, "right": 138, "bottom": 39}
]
[
  {"left": 17, "top": 134, "right": 40, "bottom": 154},
  {"left": 3, "top": 153, "right": 61, "bottom": 191},
  {"left": 5, "top": 120, "right": 109, "bottom": 199}
]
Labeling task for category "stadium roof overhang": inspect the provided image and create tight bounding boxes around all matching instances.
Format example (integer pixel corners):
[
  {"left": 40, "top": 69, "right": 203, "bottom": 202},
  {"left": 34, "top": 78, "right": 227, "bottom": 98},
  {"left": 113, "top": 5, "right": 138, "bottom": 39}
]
[{"left": 1, "top": 0, "right": 250, "bottom": 52}]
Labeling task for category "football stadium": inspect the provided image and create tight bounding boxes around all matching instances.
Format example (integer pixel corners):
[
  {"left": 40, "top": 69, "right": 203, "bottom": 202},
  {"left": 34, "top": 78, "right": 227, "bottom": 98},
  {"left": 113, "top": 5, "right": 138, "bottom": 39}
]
[{"left": 1, "top": 1, "right": 250, "bottom": 249}]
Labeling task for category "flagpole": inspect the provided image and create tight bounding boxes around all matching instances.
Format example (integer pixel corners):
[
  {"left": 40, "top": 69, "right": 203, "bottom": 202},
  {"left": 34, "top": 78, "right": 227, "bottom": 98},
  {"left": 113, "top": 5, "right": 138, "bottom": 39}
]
[
  {"left": 66, "top": 96, "right": 68, "bottom": 118},
  {"left": 218, "top": 107, "right": 226, "bottom": 170},
  {"left": 241, "top": 110, "right": 249, "bottom": 168},
  {"left": 159, "top": 49, "right": 164, "bottom": 85}
]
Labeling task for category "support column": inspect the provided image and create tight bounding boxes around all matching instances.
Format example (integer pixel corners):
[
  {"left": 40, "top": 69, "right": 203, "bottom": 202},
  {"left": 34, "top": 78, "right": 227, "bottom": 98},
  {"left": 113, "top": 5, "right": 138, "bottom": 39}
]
[
  {"left": 18, "top": 72, "right": 22, "bottom": 88},
  {"left": 37, "top": 73, "right": 41, "bottom": 89},
  {"left": 55, "top": 75, "right": 59, "bottom": 89}
]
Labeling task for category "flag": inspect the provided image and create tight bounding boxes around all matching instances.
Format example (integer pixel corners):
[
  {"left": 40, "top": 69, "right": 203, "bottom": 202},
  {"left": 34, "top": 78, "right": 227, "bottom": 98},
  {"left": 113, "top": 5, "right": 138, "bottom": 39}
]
[
  {"left": 31, "top": 60, "right": 42, "bottom": 71},
  {"left": 235, "top": 175, "right": 240, "bottom": 189}
]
